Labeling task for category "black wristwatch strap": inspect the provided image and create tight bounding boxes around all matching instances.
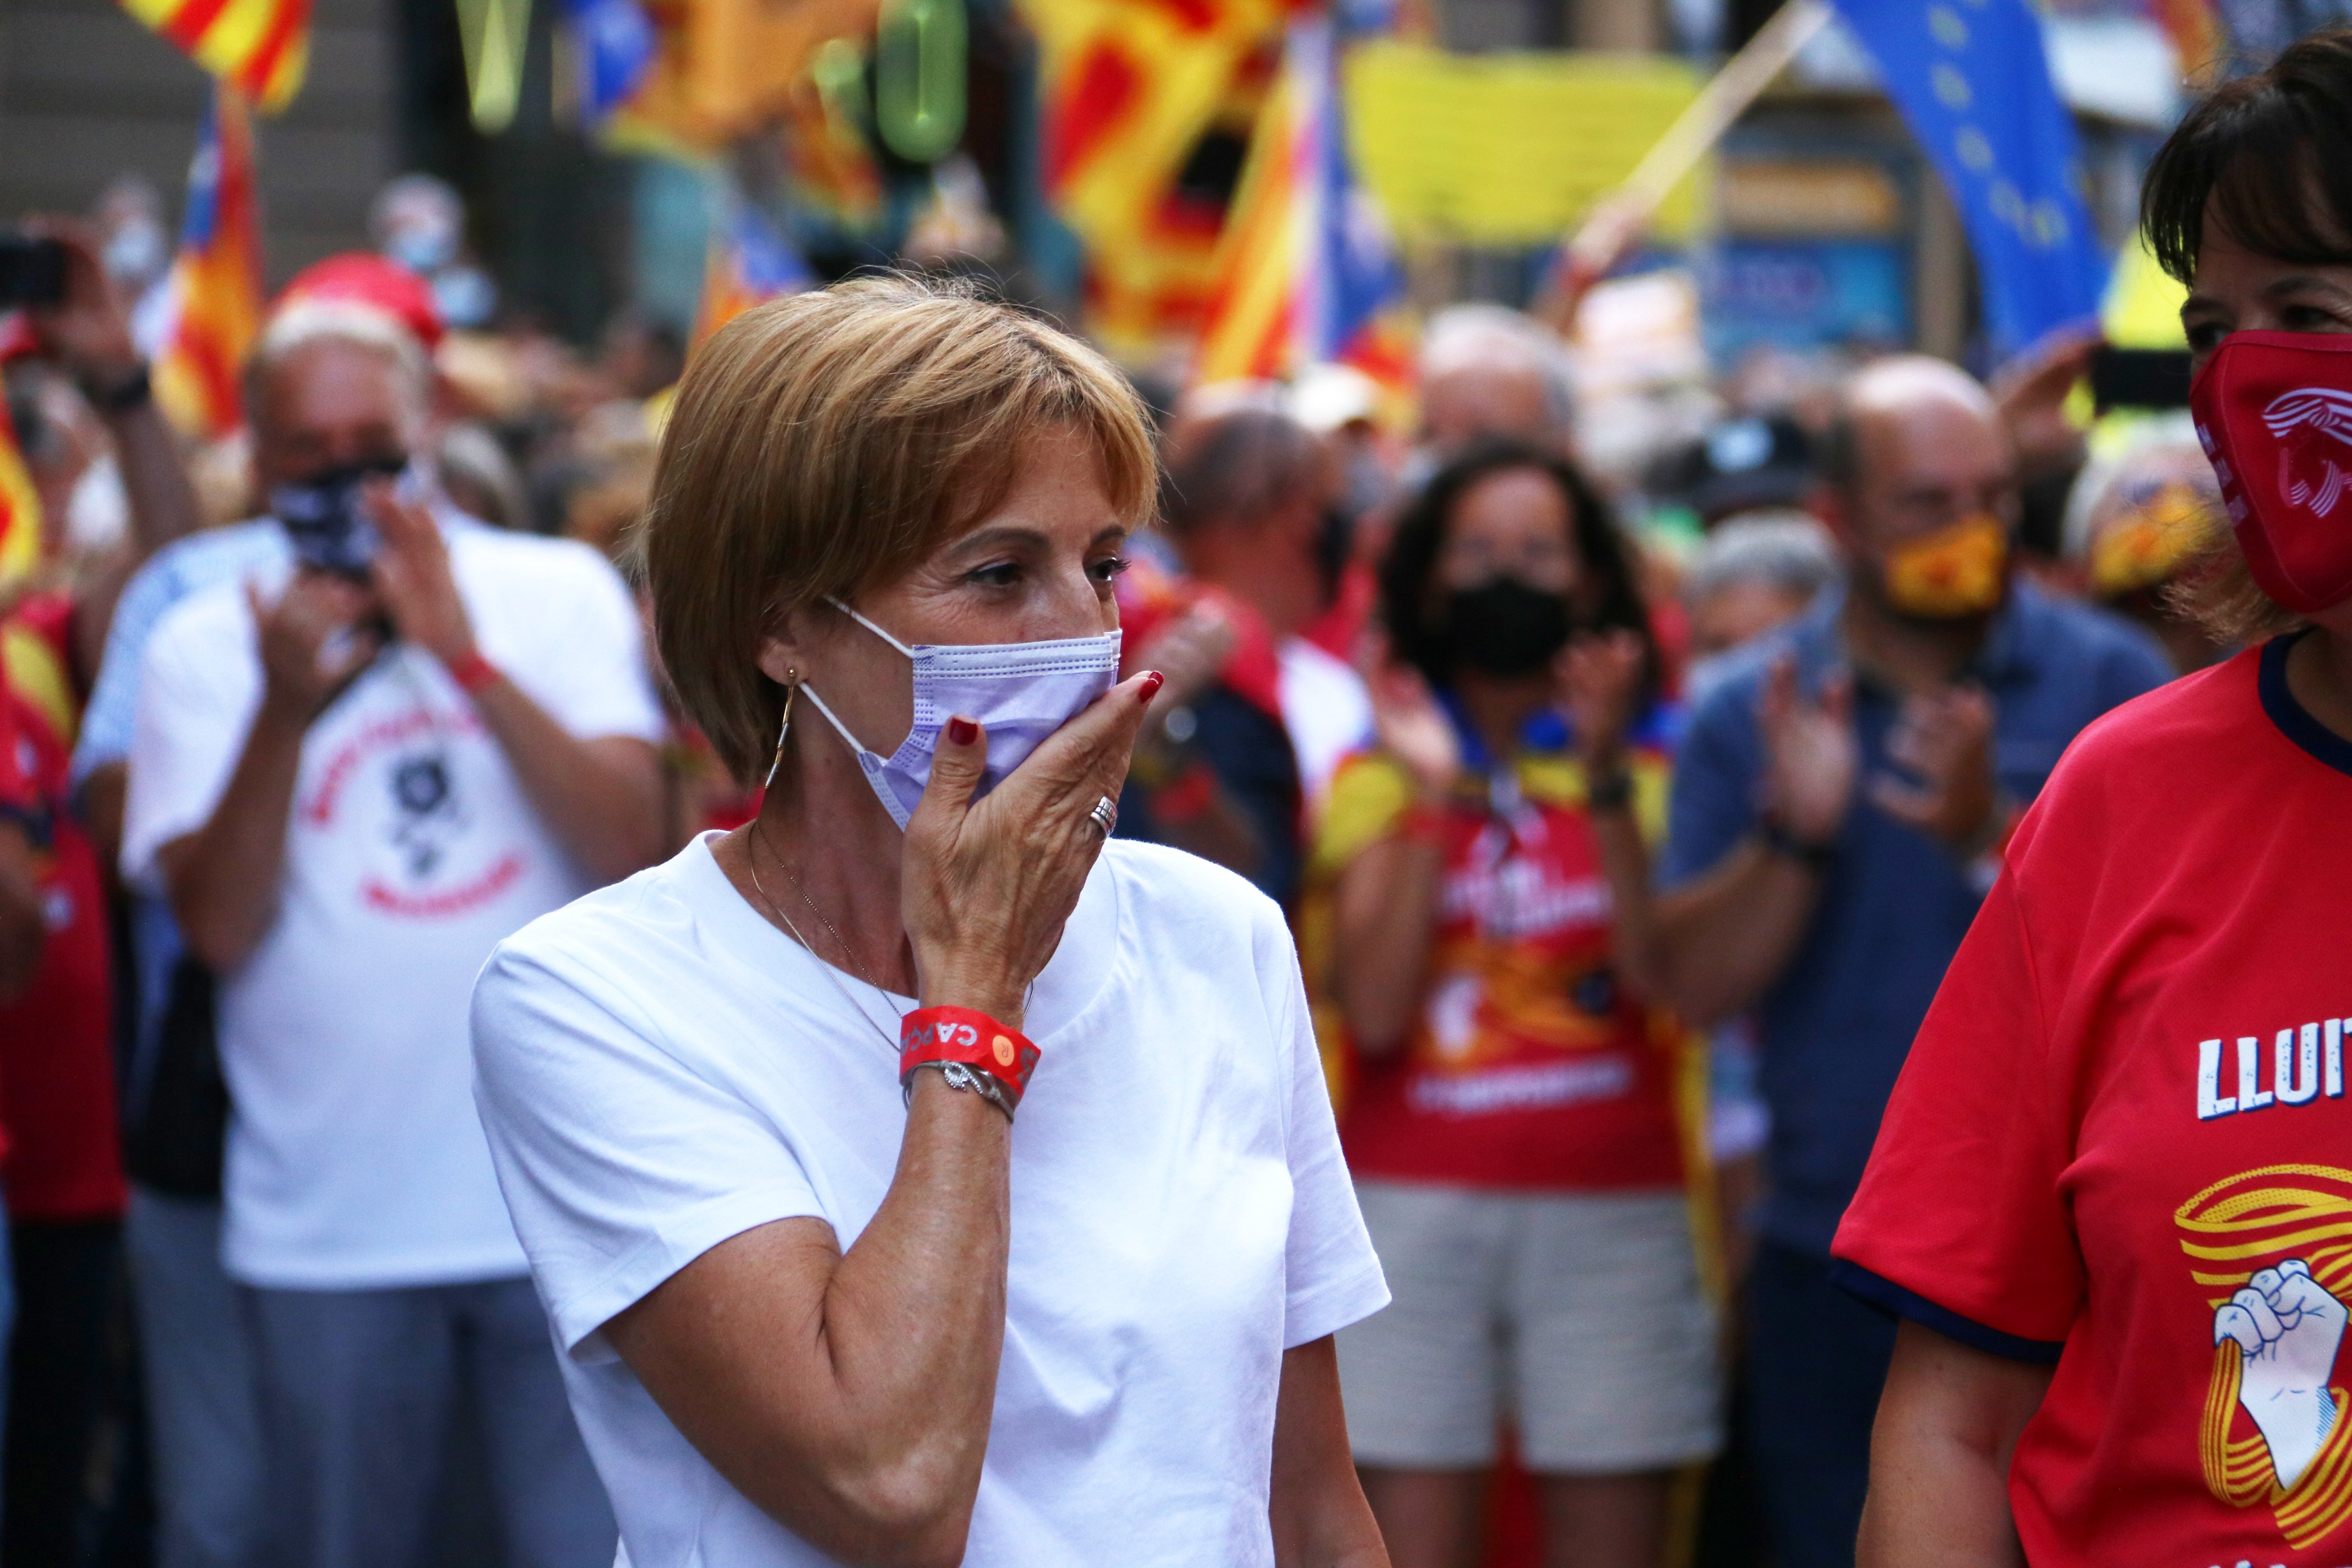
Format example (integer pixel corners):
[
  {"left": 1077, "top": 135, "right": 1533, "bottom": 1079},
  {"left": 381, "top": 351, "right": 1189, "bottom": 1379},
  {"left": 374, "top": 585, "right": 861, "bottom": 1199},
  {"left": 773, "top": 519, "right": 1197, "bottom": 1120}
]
[
  {"left": 1760, "top": 818, "right": 1835, "bottom": 871},
  {"left": 83, "top": 363, "right": 153, "bottom": 415},
  {"left": 1585, "top": 767, "right": 1635, "bottom": 814}
]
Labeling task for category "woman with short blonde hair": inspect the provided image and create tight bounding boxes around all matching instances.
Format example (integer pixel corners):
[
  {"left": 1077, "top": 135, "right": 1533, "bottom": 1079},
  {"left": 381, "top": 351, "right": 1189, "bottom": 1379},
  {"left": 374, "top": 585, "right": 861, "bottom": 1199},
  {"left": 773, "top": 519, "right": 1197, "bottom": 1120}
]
[{"left": 469, "top": 275, "right": 1393, "bottom": 1568}]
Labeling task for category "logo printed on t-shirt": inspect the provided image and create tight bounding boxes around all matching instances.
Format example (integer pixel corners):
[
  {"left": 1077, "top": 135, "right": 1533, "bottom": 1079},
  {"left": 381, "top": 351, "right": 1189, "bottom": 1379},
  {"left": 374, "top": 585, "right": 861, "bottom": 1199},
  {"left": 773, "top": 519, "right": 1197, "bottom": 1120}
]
[
  {"left": 2177, "top": 1166, "right": 2352, "bottom": 1551},
  {"left": 389, "top": 750, "right": 466, "bottom": 876},
  {"left": 2197, "top": 1024, "right": 2349, "bottom": 1120},
  {"left": 300, "top": 700, "right": 534, "bottom": 921}
]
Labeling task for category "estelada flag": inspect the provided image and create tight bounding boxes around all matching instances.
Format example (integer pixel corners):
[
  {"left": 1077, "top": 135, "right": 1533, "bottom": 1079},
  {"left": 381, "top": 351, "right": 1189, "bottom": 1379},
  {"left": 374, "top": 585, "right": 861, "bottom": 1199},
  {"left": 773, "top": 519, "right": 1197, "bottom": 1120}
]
[
  {"left": 1021, "top": 0, "right": 1300, "bottom": 354},
  {"left": 0, "top": 379, "right": 43, "bottom": 590},
  {"left": 1194, "top": 13, "right": 1404, "bottom": 389},
  {"left": 117, "top": 0, "right": 312, "bottom": 111},
  {"left": 690, "top": 200, "right": 815, "bottom": 352},
  {"left": 154, "top": 86, "right": 265, "bottom": 440}
]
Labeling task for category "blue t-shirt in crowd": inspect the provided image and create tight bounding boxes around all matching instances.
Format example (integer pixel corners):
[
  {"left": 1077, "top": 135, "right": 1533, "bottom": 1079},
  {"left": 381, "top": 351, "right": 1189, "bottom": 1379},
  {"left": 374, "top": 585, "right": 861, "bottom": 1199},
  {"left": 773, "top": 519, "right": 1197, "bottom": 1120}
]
[
  {"left": 1659, "top": 580, "right": 2172, "bottom": 1257},
  {"left": 73, "top": 519, "right": 289, "bottom": 1135}
]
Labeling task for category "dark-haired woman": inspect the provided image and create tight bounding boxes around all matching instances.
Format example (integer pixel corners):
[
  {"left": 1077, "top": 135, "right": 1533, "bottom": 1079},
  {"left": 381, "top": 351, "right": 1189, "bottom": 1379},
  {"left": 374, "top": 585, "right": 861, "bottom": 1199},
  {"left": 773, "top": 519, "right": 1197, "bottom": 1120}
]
[
  {"left": 1834, "top": 27, "right": 2352, "bottom": 1568},
  {"left": 1304, "top": 443, "right": 1717, "bottom": 1568}
]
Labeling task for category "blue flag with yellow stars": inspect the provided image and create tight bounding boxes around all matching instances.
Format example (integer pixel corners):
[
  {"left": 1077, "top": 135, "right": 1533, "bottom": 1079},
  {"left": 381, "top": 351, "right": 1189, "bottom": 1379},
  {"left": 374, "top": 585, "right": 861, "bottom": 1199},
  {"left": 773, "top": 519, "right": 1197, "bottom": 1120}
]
[{"left": 1830, "top": 0, "right": 2107, "bottom": 358}]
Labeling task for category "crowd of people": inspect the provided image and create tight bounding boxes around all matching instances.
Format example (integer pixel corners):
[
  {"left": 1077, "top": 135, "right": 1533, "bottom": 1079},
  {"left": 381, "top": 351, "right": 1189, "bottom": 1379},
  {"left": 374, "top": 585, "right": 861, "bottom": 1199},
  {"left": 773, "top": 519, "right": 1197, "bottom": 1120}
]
[{"left": 0, "top": 24, "right": 2348, "bottom": 1568}]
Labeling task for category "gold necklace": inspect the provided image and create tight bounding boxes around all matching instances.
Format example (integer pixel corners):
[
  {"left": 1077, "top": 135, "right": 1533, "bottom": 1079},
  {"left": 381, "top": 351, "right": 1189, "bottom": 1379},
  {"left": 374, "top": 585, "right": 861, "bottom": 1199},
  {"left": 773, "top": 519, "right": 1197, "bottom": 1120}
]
[{"left": 743, "top": 821, "right": 906, "bottom": 1053}]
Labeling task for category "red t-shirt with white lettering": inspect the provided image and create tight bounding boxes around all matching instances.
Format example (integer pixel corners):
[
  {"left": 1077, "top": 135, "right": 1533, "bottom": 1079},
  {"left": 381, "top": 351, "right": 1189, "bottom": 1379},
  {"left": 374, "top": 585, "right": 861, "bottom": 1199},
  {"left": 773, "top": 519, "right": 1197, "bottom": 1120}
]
[
  {"left": 1303, "top": 740, "right": 1696, "bottom": 1192},
  {"left": 1834, "top": 636, "right": 2352, "bottom": 1567}
]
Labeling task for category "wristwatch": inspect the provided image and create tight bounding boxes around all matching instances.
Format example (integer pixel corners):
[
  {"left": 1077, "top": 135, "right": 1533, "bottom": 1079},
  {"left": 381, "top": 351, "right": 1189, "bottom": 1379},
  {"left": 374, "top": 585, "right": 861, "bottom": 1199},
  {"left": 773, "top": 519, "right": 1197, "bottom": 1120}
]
[
  {"left": 1585, "top": 766, "right": 1636, "bottom": 814},
  {"left": 81, "top": 362, "right": 153, "bottom": 415}
]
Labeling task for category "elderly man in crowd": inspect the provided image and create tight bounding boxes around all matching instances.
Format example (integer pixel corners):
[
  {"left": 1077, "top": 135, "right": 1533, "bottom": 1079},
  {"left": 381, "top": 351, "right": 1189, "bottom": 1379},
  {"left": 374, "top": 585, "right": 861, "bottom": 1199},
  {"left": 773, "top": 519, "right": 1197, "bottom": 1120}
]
[
  {"left": 1415, "top": 304, "right": 1577, "bottom": 461},
  {"left": 1683, "top": 511, "right": 1844, "bottom": 666},
  {"left": 1651, "top": 357, "right": 2173, "bottom": 1568},
  {"left": 112, "top": 295, "right": 665, "bottom": 1568}
]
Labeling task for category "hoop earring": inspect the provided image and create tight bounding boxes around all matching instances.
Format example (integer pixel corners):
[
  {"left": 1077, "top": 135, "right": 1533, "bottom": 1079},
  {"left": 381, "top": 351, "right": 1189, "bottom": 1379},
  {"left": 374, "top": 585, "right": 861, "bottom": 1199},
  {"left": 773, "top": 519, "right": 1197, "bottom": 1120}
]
[{"left": 763, "top": 679, "right": 797, "bottom": 791}]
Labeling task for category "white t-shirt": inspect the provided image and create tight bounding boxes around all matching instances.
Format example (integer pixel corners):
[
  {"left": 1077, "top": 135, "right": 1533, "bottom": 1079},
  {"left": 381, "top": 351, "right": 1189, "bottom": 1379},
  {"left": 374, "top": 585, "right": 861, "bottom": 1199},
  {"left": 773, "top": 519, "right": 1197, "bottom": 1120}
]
[
  {"left": 121, "top": 520, "right": 665, "bottom": 1289},
  {"left": 470, "top": 835, "right": 1389, "bottom": 1568},
  {"left": 1277, "top": 636, "right": 1374, "bottom": 806}
]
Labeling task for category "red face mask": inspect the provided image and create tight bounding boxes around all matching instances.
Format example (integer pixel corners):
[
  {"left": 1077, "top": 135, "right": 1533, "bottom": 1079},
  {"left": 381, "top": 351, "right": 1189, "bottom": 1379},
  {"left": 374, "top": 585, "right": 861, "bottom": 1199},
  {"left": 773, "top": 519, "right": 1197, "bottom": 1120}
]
[{"left": 2190, "top": 330, "right": 2352, "bottom": 614}]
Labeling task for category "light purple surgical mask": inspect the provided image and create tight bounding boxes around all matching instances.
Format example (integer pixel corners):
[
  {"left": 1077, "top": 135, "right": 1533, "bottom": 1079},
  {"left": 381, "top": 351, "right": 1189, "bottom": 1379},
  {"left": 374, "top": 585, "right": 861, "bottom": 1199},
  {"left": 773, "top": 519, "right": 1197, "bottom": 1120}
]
[{"left": 798, "top": 599, "right": 1122, "bottom": 829}]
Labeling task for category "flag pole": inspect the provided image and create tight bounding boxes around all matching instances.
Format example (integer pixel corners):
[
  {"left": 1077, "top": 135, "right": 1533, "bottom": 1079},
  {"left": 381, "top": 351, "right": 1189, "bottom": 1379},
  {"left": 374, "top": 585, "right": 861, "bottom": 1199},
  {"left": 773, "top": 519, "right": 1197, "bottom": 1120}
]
[{"left": 1534, "top": 0, "right": 1832, "bottom": 329}]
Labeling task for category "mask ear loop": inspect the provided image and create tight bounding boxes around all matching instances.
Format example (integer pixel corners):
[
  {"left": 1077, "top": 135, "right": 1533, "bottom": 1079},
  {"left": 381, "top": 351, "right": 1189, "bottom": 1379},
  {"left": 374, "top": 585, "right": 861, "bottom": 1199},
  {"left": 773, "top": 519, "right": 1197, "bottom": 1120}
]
[
  {"left": 823, "top": 595, "right": 916, "bottom": 658},
  {"left": 764, "top": 679, "right": 797, "bottom": 791},
  {"left": 795, "top": 678, "right": 878, "bottom": 762}
]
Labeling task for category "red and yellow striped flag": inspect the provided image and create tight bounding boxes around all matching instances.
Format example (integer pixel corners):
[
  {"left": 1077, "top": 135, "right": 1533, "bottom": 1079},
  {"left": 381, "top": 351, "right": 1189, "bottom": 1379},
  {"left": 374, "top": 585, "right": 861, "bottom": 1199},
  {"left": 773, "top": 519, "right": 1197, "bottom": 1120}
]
[
  {"left": 689, "top": 201, "right": 815, "bottom": 351},
  {"left": 1195, "top": 17, "right": 1406, "bottom": 390},
  {"left": 1020, "top": 0, "right": 1299, "bottom": 355},
  {"left": 154, "top": 87, "right": 265, "bottom": 440},
  {"left": 0, "top": 390, "right": 43, "bottom": 589},
  {"left": 118, "top": 0, "right": 312, "bottom": 111}
]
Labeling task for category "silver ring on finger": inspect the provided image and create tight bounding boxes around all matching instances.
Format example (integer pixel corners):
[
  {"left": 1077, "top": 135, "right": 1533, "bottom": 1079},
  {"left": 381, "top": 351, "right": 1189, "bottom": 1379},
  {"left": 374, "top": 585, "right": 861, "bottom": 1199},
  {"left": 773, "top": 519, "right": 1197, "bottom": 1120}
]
[{"left": 1087, "top": 794, "right": 1118, "bottom": 836}]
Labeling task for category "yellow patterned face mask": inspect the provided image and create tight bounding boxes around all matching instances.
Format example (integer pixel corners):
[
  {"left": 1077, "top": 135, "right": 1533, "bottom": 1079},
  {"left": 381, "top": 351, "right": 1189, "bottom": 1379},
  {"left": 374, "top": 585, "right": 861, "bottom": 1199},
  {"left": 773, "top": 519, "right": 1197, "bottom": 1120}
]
[
  {"left": 1881, "top": 513, "right": 2009, "bottom": 619},
  {"left": 2090, "top": 482, "right": 2216, "bottom": 599}
]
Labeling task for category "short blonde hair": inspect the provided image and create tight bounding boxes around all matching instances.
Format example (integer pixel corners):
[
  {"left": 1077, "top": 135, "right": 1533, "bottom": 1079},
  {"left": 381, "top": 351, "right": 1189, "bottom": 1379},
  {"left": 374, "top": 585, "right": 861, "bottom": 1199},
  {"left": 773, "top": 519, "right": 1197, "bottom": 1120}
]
[{"left": 642, "top": 274, "right": 1156, "bottom": 784}]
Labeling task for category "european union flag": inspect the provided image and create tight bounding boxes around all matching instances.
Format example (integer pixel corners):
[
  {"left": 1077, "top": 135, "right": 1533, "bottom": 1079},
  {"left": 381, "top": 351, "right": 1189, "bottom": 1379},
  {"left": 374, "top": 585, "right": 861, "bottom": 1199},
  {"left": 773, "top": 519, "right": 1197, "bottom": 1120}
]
[
  {"left": 1829, "top": 0, "right": 2107, "bottom": 357},
  {"left": 562, "top": 0, "right": 654, "bottom": 121}
]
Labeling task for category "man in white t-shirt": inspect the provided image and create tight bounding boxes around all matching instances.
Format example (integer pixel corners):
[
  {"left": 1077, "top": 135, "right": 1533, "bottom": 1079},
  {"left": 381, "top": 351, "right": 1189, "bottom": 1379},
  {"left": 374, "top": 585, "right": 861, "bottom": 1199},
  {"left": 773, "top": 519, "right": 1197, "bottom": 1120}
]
[{"left": 119, "top": 301, "right": 666, "bottom": 1568}]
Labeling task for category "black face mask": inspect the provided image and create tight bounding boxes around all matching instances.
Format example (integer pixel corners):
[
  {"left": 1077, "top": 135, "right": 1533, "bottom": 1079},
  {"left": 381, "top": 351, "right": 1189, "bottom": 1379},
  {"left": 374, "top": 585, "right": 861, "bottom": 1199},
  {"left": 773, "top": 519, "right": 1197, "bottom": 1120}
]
[
  {"left": 1440, "top": 577, "right": 1572, "bottom": 678},
  {"left": 270, "top": 455, "right": 407, "bottom": 579}
]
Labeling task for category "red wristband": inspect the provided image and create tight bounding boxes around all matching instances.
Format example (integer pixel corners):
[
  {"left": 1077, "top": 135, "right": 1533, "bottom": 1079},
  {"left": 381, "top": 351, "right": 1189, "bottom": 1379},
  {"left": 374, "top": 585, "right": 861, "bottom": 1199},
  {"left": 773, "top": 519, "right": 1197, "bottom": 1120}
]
[
  {"left": 899, "top": 1006, "right": 1042, "bottom": 1103},
  {"left": 447, "top": 649, "right": 500, "bottom": 694}
]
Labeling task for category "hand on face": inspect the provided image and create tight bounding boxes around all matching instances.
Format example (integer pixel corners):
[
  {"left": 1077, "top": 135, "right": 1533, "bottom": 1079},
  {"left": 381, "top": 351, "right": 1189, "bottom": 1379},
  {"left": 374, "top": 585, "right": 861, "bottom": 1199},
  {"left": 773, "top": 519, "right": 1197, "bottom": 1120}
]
[
  {"left": 899, "top": 672, "right": 1158, "bottom": 1023},
  {"left": 249, "top": 571, "right": 383, "bottom": 726},
  {"left": 1757, "top": 653, "right": 1856, "bottom": 846},
  {"left": 366, "top": 483, "right": 478, "bottom": 668},
  {"left": 1555, "top": 628, "right": 1645, "bottom": 768},
  {"left": 1866, "top": 685, "right": 1997, "bottom": 849}
]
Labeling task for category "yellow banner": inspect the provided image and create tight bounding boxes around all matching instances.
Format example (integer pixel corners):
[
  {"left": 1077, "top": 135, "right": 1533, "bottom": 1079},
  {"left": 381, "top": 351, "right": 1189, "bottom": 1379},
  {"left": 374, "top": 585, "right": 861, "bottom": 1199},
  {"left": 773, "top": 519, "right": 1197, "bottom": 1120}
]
[{"left": 1344, "top": 43, "right": 1711, "bottom": 247}]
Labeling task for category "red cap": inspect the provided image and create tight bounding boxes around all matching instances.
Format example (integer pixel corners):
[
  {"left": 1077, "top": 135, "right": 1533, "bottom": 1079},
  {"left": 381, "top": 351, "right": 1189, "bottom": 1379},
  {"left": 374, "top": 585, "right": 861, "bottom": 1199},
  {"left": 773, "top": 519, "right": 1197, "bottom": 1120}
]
[{"left": 274, "top": 253, "right": 444, "bottom": 351}]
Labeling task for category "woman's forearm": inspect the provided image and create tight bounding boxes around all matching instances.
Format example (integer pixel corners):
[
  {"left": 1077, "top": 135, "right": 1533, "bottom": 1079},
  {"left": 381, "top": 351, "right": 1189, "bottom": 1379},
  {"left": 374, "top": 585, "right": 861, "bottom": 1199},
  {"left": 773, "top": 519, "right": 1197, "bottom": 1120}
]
[
  {"left": 1857, "top": 1321, "right": 2051, "bottom": 1568},
  {"left": 802, "top": 1077, "right": 1012, "bottom": 1562},
  {"left": 1270, "top": 1338, "right": 1391, "bottom": 1568},
  {"left": 1586, "top": 802, "right": 1663, "bottom": 998},
  {"left": 1331, "top": 834, "right": 1447, "bottom": 1057},
  {"left": 608, "top": 1079, "right": 1013, "bottom": 1568}
]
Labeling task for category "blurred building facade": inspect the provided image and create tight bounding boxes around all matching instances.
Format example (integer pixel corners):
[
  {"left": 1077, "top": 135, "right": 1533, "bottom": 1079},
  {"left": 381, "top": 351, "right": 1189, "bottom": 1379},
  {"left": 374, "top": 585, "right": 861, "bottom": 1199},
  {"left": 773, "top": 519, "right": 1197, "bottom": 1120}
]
[{"left": 0, "top": 0, "right": 394, "bottom": 284}]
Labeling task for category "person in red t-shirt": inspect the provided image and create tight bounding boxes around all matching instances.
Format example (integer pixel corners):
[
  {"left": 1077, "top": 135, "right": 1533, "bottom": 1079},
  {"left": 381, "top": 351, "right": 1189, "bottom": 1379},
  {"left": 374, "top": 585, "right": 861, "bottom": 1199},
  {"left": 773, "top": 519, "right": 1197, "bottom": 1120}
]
[
  {"left": 1835, "top": 29, "right": 2352, "bottom": 1567},
  {"left": 1304, "top": 442, "right": 1715, "bottom": 1568}
]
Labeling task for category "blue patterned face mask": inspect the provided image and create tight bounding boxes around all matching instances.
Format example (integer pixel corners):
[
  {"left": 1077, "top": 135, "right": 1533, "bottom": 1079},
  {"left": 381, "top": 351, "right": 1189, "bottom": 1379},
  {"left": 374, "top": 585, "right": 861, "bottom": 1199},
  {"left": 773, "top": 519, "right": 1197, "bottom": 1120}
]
[{"left": 797, "top": 599, "right": 1121, "bottom": 830}]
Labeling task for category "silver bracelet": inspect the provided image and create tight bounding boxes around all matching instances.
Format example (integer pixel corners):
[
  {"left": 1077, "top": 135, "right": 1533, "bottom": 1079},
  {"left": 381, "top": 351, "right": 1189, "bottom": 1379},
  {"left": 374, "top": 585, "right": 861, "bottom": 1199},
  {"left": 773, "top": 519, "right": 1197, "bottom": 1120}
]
[{"left": 902, "top": 1059, "right": 1017, "bottom": 1121}]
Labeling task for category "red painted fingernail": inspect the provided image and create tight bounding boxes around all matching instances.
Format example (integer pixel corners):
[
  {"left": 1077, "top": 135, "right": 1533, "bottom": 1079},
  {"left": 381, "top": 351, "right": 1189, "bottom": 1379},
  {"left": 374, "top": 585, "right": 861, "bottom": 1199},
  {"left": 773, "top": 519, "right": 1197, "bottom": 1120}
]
[
  {"left": 1139, "top": 671, "right": 1165, "bottom": 703},
  {"left": 946, "top": 717, "right": 978, "bottom": 745}
]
